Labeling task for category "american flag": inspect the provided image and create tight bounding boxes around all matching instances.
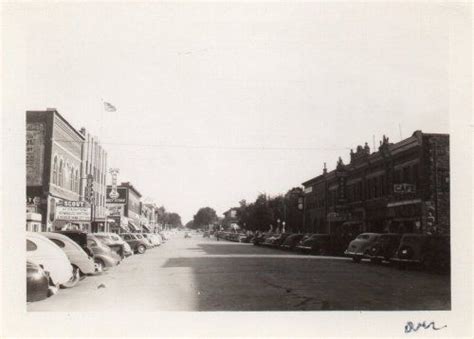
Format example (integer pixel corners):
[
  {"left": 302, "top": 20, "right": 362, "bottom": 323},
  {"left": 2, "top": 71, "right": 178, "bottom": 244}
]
[{"left": 103, "top": 101, "right": 117, "bottom": 112}]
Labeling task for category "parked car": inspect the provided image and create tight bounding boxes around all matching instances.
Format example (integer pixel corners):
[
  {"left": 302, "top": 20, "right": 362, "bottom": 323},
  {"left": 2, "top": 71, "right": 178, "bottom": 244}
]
[
  {"left": 132, "top": 233, "right": 154, "bottom": 248},
  {"left": 55, "top": 230, "right": 94, "bottom": 257},
  {"left": 391, "top": 234, "right": 450, "bottom": 272},
  {"left": 296, "top": 234, "right": 332, "bottom": 255},
  {"left": 344, "top": 233, "right": 381, "bottom": 263},
  {"left": 94, "top": 232, "right": 133, "bottom": 258},
  {"left": 26, "top": 232, "right": 74, "bottom": 288},
  {"left": 253, "top": 232, "right": 269, "bottom": 246},
  {"left": 202, "top": 231, "right": 210, "bottom": 238},
  {"left": 239, "top": 233, "right": 253, "bottom": 243},
  {"left": 263, "top": 233, "right": 291, "bottom": 248},
  {"left": 42, "top": 232, "right": 96, "bottom": 282},
  {"left": 87, "top": 234, "right": 121, "bottom": 271},
  {"left": 280, "top": 233, "right": 306, "bottom": 250},
  {"left": 366, "top": 233, "right": 402, "bottom": 263},
  {"left": 121, "top": 233, "right": 149, "bottom": 254},
  {"left": 142, "top": 233, "right": 161, "bottom": 247},
  {"left": 27, "top": 261, "right": 52, "bottom": 302}
]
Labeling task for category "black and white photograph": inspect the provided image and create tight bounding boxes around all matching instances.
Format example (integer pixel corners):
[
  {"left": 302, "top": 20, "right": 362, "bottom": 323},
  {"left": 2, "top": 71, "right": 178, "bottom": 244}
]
[{"left": 1, "top": 0, "right": 472, "bottom": 337}]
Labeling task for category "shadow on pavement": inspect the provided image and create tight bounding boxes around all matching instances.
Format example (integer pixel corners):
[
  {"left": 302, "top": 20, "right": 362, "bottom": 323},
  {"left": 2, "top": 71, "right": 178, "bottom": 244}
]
[{"left": 161, "top": 254, "right": 451, "bottom": 311}]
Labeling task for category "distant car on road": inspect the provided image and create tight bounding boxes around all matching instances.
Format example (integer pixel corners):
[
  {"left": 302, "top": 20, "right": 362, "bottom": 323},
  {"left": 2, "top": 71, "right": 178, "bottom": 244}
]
[
  {"left": 262, "top": 233, "right": 291, "bottom": 248},
  {"left": 344, "top": 233, "right": 381, "bottom": 263},
  {"left": 391, "top": 234, "right": 450, "bottom": 272}
]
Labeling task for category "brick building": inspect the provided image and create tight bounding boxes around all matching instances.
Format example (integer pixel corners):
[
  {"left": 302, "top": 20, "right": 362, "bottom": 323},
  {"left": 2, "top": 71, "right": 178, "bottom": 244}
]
[
  {"left": 26, "top": 109, "right": 86, "bottom": 231},
  {"left": 302, "top": 131, "right": 450, "bottom": 237}
]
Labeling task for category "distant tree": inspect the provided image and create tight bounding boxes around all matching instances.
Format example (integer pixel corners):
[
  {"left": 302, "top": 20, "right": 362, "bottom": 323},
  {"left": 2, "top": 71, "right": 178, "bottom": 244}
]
[
  {"left": 184, "top": 220, "right": 194, "bottom": 229},
  {"left": 167, "top": 213, "right": 182, "bottom": 228},
  {"left": 193, "top": 207, "right": 218, "bottom": 229}
]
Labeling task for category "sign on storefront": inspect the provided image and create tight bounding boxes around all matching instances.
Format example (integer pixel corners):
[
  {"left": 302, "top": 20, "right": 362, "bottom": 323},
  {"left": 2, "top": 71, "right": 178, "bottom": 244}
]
[
  {"left": 106, "top": 187, "right": 127, "bottom": 204},
  {"left": 26, "top": 123, "right": 45, "bottom": 186},
  {"left": 55, "top": 200, "right": 91, "bottom": 221},
  {"left": 394, "top": 183, "right": 416, "bottom": 194}
]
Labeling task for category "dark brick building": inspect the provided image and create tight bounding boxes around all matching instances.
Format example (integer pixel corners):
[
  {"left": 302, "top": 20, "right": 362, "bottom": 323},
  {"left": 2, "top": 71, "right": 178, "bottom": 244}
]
[
  {"left": 302, "top": 131, "right": 450, "bottom": 238},
  {"left": 26, "top": 109, "right": 85, "bottom": 231}
]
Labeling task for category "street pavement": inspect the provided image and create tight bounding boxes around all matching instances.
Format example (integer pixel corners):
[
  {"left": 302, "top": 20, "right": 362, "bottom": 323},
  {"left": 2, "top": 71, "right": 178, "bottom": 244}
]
[{"left": 28, "top": 232, "right": 450, "bottom": 311}]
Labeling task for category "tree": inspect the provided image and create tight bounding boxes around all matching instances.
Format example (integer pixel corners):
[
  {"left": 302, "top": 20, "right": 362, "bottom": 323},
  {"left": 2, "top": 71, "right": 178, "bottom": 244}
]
[
  {"left": 167, "top": 213, "right": 182, "bottom": 228},
  {"left": 193, "top": 207, "right": 218, "bottom": 229}
]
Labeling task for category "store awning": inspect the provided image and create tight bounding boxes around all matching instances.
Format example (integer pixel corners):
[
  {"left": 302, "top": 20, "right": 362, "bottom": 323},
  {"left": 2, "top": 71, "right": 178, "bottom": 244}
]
[
  {"left": 387, "top": 199, "right": 421, "bottom": 208},
  {"left": 128, "top": 221, "right": 139, "bottom": 232},
  {"left": 142, "top": 224, "right": 151, "bottom": 233},
  {"left": 342, "top": 221, "right": 363, "bottom": 226}
]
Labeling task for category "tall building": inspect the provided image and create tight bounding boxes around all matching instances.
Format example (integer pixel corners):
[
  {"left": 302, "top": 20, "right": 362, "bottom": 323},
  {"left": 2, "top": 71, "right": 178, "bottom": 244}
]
[
  {"left": 302, "top": 130, "right": 450, "bottom": 237},
  {"left": 79, "top": 128, "right": 108, "bottom": 233},
  {"left": 26, "top": 109, "right": 86, "bottom": 231}
]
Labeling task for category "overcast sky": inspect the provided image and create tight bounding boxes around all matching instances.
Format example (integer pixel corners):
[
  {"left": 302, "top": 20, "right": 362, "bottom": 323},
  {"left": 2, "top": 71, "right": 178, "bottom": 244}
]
[{"left": 6, "top": 2, "right": 454, "bottom": 222}]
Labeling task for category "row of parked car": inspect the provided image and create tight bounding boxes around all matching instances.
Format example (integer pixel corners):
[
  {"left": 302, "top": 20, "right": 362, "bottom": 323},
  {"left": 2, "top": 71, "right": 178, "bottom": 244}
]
[
  {"left": 217, "top": 231, "right": 450, "bottom": 273},
  {"left": 26, "top": 230, "right": 172, "bottom": 303}
]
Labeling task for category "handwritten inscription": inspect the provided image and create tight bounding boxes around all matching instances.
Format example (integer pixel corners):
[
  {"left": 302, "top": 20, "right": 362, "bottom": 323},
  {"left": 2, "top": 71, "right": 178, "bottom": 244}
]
[{"left": 405, "top": 321, "right": 446, "bottom": 333}]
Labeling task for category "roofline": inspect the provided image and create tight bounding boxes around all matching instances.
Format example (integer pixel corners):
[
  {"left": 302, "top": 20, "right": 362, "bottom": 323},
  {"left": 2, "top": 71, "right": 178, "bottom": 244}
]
[{"left": 27, "top": 109, "right": 85, "bottom": 140}]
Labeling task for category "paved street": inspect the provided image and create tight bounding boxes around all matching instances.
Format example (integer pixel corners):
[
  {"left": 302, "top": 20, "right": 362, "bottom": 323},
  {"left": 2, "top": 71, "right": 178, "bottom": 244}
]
[{"left": 28, "top": 233, "right": 450, "bottom": 311}]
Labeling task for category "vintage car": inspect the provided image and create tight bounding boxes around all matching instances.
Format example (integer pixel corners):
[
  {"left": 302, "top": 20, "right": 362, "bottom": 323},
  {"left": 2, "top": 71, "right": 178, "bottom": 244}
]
[
  {"left": 366, "top": 233, "right": 402, "bottom": 263},
  {"left": 344, "top": 233, "right": 381, "bottom": 263},
  {"left": 26, "top": 232, "right": 74, "bottom": 288},
  {"left": 262, "top": 233, "right": 291, "bottom": 248},
  {"left": 296, "top": 234, "right": 332, "bottom": 255},
  {"left": 253, "top": 232, "right": 274, "bottom": 246},
  {"left": 94, "top": 232, "right": 133, "bottom": 258},
  {"left": 121, "top": 233, "right": 150, "bottom": 254},
  {"left": 391, "top": 234, "right": 450, "bottom": 272},
  {"left": 42, "top": 232, "right": 96, "bottom": 281},
  {"left": 56, "top": 230, "right": 94, "bottom": 257},
  {"left": 142, "top": 233, "right": 161, "bottom": 247},
  {"left": 27, "top": 261, "right": 52, "bottom": 302},
  {"left": 132, "top": 233, "right": 154, "bottom": 248},
  {"left": 280, "top": 233, "right": 307, "bottom": 250},
  {"left": 87, "top": 234, "right": 121, "bottom": 271}
]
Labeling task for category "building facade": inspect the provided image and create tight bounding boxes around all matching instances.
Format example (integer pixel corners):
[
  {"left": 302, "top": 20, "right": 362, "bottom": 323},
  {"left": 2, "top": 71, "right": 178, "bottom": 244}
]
[
  {"left": 106, "top": 182, "right": 143, "bottom": 233},
  {"left": 26, "top": 109, "right": 86, "bottom": 231},
  {"left": 302, "top": 131, "right": 450, "bottom": 237},
  {"left": 79, "top": 128, "right": 108, "bottom": 233}
]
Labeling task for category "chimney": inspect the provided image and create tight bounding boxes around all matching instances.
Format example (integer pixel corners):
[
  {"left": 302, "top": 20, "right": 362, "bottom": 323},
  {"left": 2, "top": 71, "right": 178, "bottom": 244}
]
[{"left": 323, "top": 162, "right": 327, "bottom": 174}]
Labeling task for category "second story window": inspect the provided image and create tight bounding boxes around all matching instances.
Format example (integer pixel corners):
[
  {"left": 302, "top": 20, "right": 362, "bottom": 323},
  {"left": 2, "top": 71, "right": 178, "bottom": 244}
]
[
  {"left": 52, "top": 156, "right": 58, "bottom": 184},
  {"left": 58, "top": 160, "right": 63, "bottom": 186}
]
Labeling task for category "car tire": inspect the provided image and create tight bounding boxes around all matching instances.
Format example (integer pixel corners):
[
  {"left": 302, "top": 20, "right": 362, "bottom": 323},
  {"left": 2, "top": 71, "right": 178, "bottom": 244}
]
[
  {"left": 137, "top": 245, "right": 146, "bottom": 254},
  {"left": 61, "top": 265, "right": 81, "bottom": 288},
  {"left": 94, "top": 258, "right": 105, "bottom": 273}
]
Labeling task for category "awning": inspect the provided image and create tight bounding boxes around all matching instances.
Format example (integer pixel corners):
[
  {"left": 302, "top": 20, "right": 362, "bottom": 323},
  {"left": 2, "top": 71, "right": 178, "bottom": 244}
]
[
  {"left": 342, "top": 221, "right": 363, "bottom": 226},
  {"left": 128, "top": 221, "right": 139, "bottom": 232},
  {"left": 387, "top": 199, "right": 422, "bottom": 208},
  {"left": 142, "top": 224, "right": 151, "bottom": 233}
]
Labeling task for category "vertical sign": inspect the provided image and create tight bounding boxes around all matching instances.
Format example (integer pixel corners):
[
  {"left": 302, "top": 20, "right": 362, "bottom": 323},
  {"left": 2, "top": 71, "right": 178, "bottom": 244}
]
[{"left": 26, "top": 122, "right": 45, "bottom": 185}]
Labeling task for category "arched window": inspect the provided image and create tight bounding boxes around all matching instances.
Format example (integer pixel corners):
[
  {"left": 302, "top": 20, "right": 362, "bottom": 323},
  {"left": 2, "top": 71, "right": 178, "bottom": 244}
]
[
  {"left": 58, "top": 160, "right": 63, "bottom": 186},
  {"left": 52, "top": 156, "right": 58, "bottom": 184},
  {"left": 70, "top": 166, "right": 75, "bottom": 191},
  {"left": 75, "top": 169, "right": 79, "bottom": 193}
]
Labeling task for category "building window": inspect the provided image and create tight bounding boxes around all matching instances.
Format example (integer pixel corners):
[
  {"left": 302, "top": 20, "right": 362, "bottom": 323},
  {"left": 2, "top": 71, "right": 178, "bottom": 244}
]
[
  {"left": 52, "top": 156, "right": 58, "bottom": 184},
  {"left": 75, "top": 169, "right": 79, "bottom": 193},
  {"left": 413, "top": 164, "right": 419, "bottom": 187},
  {"left": 403, "top": 167, "right": 410, "bottom": 183},
  {"left": 70, "top": 166, "right": 75, "bottom": 191},
  {"left": 58, "top": 160, "right": 64, "bottom": 186}
]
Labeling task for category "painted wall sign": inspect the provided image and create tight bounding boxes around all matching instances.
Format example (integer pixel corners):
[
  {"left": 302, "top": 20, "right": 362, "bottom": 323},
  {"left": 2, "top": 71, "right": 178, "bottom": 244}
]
[
  {"left": 106, "top": 187, "right": 127, "bottom": 204},
  {"left": 26, "top": 122, "right": 45, "bottom": 186}
]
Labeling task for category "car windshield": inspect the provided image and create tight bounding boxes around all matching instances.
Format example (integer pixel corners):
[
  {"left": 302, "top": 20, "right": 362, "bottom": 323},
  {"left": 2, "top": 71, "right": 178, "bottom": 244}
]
[
  {"left": 111, "top": 235, "right": 121, "bottom": 241},
  {"left": 356, "top": 234, "right": 370, "bottom": 240}
]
